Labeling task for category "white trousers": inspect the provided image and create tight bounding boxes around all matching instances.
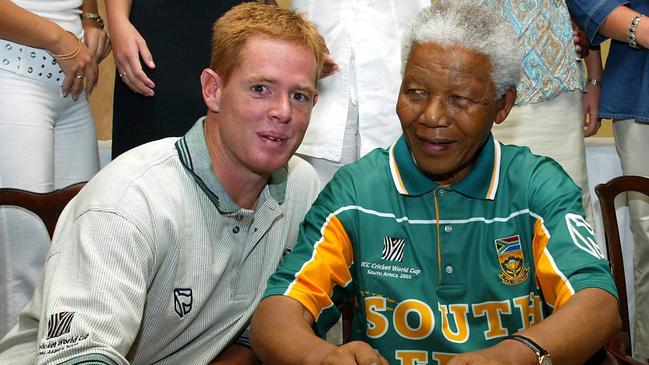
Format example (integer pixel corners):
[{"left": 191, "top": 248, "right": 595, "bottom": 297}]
[
  {"left": 492, "top": 90, "right": 594, "bottom": 226},
  {"left": 613, "top": 119, "right": 649, "bottom": 359},
  {"left": 0, "top": 69, "right": 99, "bottom": 337}
]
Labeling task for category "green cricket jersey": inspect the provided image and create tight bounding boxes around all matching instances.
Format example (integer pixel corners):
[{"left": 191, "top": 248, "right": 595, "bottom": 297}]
[{"left": 264, "top": 134, "right": 617, "bottom": 365}]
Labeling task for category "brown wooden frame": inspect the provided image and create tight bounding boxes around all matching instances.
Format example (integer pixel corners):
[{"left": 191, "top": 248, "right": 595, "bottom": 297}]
[
  {"left": 0, "top": 182, "right": 86, "bottom": 238},
  {"left": 595, "top": 175, "right": 649, "bottom": 365}
]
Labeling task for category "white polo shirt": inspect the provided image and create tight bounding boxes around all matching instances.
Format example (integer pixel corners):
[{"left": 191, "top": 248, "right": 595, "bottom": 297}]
[{"left": 0, "top": 118, "right": 320, "bottom": 364}]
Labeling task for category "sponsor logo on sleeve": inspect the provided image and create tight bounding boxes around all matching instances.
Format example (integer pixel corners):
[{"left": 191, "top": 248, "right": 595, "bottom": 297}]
[
  {"left": 495, "top": 235, "right": 530, "bottom": 285},
  {"left": 174, "top": 288, "right": 193, "bottom": 318},
  {"left": 47, "top": 311, "right": 75, "bottom": 339},
  {"left": 565, "top": 213, "right": 604, "bottom": 259}
]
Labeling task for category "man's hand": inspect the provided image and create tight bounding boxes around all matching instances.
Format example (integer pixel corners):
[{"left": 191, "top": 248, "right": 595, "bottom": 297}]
[
  {"left": 583, "top": 84, "right": 601, "bottom": 137},
  {"left": 582, "top": 46, "right": 603, "bottom": 137},
  {"left": 571, "top": 19, "right": 591, "bottom": 58},
  {"left": 317, "top": 341, "right": 388, "bottom": 365},
  {"left": 83, "top": 22, "right": 111, "bottom": 63},
  {"left": 109, "top": 18, "right": 155, "bottom": 96}
]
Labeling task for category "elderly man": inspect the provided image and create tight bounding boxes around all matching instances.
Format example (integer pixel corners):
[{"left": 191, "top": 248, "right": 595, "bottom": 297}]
[
  {"left": 251, "top": 2, "right": 620, "bottom": 365},
  {"left": 0, "top": 3, "right": 325, "bottom": 364}
]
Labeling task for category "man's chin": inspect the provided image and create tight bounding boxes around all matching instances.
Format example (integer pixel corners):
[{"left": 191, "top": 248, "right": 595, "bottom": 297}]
[{"left": 252, "top": 159, "right": 290, "bottom": 176}]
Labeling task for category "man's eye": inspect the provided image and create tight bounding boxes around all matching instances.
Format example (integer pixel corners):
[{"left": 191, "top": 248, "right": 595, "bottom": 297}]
[
  {"left": 406, "top": 88, "right": 425, "bottom": 95},
  {"left": 291, "top": 92, "right": 310, "bottom": 103},
  {"left": 405, "top": 89, "right": 427, "bottom": 101},
  {"left": 450, "top": 95, "right": 472, "bottom": 106},
  {"left": 251, "top": 85, "right": 268, "bottom": 93}
]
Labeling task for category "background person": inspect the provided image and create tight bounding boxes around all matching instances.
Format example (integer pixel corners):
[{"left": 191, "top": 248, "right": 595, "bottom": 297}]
[
  {"left": 290, "top": 0, "right": 429, "bottom": 185},
  {"left": 569, "top": 1, "right": 649, "bottom": 360},
  {"left": 484, "top": 0, "right": 602, "bottom": 226},
  {"left": 0, "top": 0, "right": 110, "bottom": 338},
  {"left": 106, "top": 0, "right": 247, "bottom": 158}
]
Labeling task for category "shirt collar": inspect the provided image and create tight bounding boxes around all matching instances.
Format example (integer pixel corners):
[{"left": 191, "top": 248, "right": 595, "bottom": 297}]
[
  {"left": 175, "top": 117, "right": 288, "bottom": 213},
  {"left": 388, "top": 134, "right": 501, "bottom": 200}
]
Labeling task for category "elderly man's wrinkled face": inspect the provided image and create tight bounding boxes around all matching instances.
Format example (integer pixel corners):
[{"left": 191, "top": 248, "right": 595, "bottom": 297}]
[{"left": 396, "top": 42, "right": 515, "bottom": 185}]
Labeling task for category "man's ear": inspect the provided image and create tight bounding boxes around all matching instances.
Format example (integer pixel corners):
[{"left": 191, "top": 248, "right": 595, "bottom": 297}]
[
  {"left": 494, "top": 87, "right": 517, "bottom": 125},
  {"left": 312, "top": 91, "right": 319, "bottom": 108},
  {"left": 201, "top": 68, "right": 222, "bottom": 113}
]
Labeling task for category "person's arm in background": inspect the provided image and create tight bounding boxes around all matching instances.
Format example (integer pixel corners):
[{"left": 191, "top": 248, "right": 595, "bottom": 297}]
[
  {"left": 571, "top": 17, "right": 603, "bottom": 137},
  {"left": 583, "top": 46, "right": 603, "bottom": 137},
  {"left": 105, "top": 0, "right": 155, "bottom": 96},
  {"left": 0, "top": 0, "right": 97, "bottom": 99},
  {"left": 568, "top": 1, "right": 648, "bottom": 48},
  {"left": 80, "top": 0, "right": 111, "bottom": 65},
  {"left": 599, "top": 5, "right": 649, "bottom": 47}
]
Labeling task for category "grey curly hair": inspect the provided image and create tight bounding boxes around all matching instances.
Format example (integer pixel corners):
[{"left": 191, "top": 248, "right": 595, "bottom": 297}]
[{"left": 401, "top": 0, "right": 522, "bottom": 98}]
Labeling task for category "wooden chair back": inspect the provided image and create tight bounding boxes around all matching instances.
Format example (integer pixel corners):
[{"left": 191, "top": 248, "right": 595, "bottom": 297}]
[
  {"left": 0, "top": 182, "right": 86, "bottom": 238},
  {"left": 595, "top": 175, "right": 649, "bottom": 364}
]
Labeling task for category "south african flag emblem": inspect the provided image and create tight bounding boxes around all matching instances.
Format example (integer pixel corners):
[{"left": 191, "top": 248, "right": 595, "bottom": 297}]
[{"left": 495, "top": 235, "right": 529, "bottom": 285}]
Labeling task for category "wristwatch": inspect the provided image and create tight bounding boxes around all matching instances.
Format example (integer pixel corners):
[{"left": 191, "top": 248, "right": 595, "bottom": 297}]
[{"left": 505, "top": 334, "right": 552, "bottom": 365}]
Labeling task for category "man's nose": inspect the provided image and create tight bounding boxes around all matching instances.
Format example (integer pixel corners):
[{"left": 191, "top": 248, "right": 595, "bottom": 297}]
[
  {"left": 269, "top": 94, "right": 291, "bottom": 123},
  {"left": 422, "top": 97, "right": 449, "bottom": 127}
]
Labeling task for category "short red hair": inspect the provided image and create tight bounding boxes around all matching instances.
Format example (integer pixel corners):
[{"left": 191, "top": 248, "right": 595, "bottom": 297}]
[{"left": 210, "top": 3, "right": 327, "bottom": 85}]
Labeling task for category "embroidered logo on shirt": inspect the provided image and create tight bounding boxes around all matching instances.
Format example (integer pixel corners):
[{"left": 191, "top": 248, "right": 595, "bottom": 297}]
[
  {"left": 47, "top": 311, "right": 75, "bottom": 339},
  {"left": 381, "top": 236, "right": 405, "bottom": 262},
  {"left": 495, "top": 235, "right": 530, "bottom": 286},
  {"left": 174, "top": 288, "right": 193, "bottom": 318},
  {"left": 565, "top": 213, "right": 605, "bottom": 259}
]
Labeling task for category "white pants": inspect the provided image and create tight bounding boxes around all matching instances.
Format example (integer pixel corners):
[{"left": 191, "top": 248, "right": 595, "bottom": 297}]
[
  {"left": 613, "top": 119, "right": 649, "bottom": 359},
  {"left": 492, "top": 90, "right": 594, "bottom": 226},
  {"left": 0, "top": 69, "right": 99, "bottom": 337}
]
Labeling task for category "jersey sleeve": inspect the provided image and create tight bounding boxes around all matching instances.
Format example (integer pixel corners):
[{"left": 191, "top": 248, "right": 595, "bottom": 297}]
[
  {"left": 33, "top": 209, "right": 155, "bottom": 365},
  {"left": 264, "top": 168, "right": 357, "bottom": 334},
  {"left": 527, "top": 158, "right": 618, "bottom": 309}
]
